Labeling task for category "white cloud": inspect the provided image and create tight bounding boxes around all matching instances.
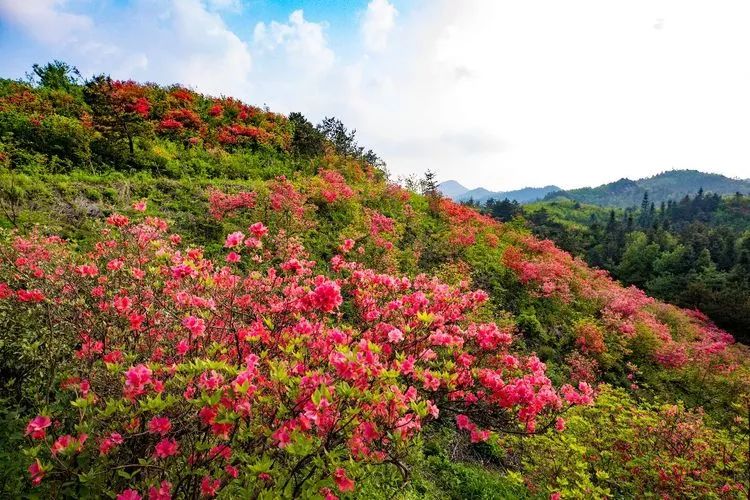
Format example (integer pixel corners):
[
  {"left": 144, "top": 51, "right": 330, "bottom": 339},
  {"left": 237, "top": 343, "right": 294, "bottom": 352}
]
[
  {"left": 165, "top": 0, "right": 252, "bottom": 95},
  {"left": 0, "top": 0, "right": 92, "bottom": 45},
  {"left": 4, "top": 1, "right": 750, "bottom": 191},
  {"left": 253, "top": 10, "right": 334, "bottom": 74},
  {"left": 361, "top": 0, "right": 398, "bottom": 52},
  {"left": 0, "top": 0, "right": 252, "bottom": 98},
  {"left": 308, "top": 0, "right": 750, "bottom": 190},
  {"left": 206, "top": 0, "right": 242, "bottom": 13}
]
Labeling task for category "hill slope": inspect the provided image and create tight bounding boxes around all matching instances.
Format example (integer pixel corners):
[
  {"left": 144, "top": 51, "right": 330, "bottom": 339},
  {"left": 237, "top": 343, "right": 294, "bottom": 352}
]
[
  {"left": 546, "top": 169, "right": 750, "bottom": 207},
  {"left": 0, "top": 67, "right": 747, "bottom": 499}
]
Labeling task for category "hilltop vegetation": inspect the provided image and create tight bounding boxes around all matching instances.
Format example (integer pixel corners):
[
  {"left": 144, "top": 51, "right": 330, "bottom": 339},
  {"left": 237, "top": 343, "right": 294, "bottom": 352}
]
[
  {"left": 545, "top": 170, "right": 750, "bottom": 208},
  {"left": 0, "top": 62, "right": 747, "bottom": 499}
]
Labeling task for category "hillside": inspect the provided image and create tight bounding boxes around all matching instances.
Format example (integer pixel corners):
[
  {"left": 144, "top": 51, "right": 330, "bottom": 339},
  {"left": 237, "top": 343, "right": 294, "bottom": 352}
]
[
  {"left": 438, "top": 181, "right": 561, "bottom": 204},
  {"left": 546, "top": 170, "right": 750, "bottom": 207},
  {"left": 0, "top": 65, "right": 748, "bottom": 499},
  {"left": 519, "top": 193, "right": 750, "bottom": 344}
]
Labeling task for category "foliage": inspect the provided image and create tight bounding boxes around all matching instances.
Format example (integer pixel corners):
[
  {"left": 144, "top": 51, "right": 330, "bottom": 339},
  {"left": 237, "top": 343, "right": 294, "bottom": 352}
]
[
  {"left": 520, "top": 194, "right": 750, "bottom": 343},
  {"left": 0, "top": 63, "right": 748, "bottom": 499}
]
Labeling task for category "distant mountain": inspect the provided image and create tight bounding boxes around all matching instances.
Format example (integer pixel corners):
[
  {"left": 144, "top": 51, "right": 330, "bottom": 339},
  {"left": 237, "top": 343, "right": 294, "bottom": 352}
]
[
  {"left": 437, "top": 180, "right": 469, "bottom": 199},
  {"left": 438, "top": 181, "right": 561, "bottom": 204},
  {"left": 545, "top": 170, "right": 750, "bottom": 208}
]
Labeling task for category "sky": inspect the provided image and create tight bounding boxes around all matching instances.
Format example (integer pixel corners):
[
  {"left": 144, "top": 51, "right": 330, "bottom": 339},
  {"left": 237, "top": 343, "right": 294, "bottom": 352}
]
[{"left": 1, "top": 1, "right": 750, "bottom": 191}]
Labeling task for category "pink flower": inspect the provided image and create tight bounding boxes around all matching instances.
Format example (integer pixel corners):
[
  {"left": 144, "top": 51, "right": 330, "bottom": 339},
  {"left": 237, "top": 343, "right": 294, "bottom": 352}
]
[
  {"left": 182, "top": 316, "right": 206, "bottom": 336},
  {"left": 113, "top": 295, "right": 132, "bottom": 314},
  {"left": 200, "top": 476, "right": 221, "bottom": 497},
  {"left": 106, "top": 214, "right": 130, "bottom": 227},
  {"left": 28, "top": 459, "right": 44, "bottom": 486},
  {"left": 248, "top": 222, "right": 268, "bottom": 238},
  {"left": 455, "top": 414, "right": 473, "bottom": 431},
  {"left": 99, "top": 432, "right": 123, "bottom": 455},
  {"left": 154, "top": 438, "right": 179, "bottom": 458},
  {"left": 470, "top": 428, "right": 490, "bottom": 443},
  {"left": 226, "top": 252, "right": 241, "bottom": 263},
  {"left": 272, "top": 427, "right": 291, "bottom": 448},
  {"left": 550, "top": 493, "right": 561, "bottom": 500},
  {"left": 148, "top": 481, "right": 172, "bottom": 500},
  {"left": 310, "top": 280, "right": 343, "bottom": 312},
  {"left": 333, "top": 468, "right": 355, "bottom": 492},
  {"left": 117, "top": 489, "right": 142, "bottom": 500},
  {"left": 555, "top": 417, "right": 566, "bottom": 432},
  {"left": 132, "top": 200, "right": 147, "bottom": 212},
  {"left": 25, "top": 415, "right": 51, "bottom": 439},
  {"left": 148, "top": 416, "right": 172, "bottom": 435},
  {"left": 387, "top": 328, "right": 404, "bottom": 343},
  {"left": 176, "top": 339, "right": 190, "bottom": 356},
  {"left": 224, "top": 231, "right": 245, "bottom": 248},
  {"left": 341, "top": 239, "right": 355, "bottom": 253},
  {"left": 51, "top": 434, "right": 86, "bottom": 455},
  {"left": 124, "top": 364, "right": 152, "bottom": 395}
]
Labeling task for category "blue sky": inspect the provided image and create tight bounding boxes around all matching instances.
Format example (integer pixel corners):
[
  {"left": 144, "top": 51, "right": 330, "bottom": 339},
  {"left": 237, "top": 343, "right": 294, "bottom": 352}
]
[{"left": 2, "top": 1, "right": 750, "bottom": 189}]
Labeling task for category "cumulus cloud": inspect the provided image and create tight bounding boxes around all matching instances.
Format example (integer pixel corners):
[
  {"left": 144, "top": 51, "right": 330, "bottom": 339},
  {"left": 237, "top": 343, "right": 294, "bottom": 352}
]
[
  {"left": 0, "top": 0, "right": 252, "bottom": 97},
  {"left": 4, "top": 0, "right": 750, "bottom": 190},
  {"left": 0, "top": 0, "right": 92, "bottom": 45},
  {"left": 361, "top": 0, "right": 398, "bottom": 52},
  {"left": 206, "top": 0, "right": 242, "bottom": 13},
  {"left": 165, "top": 0, "right": 252, "bottom": 95},
  {"left": 253, "top": 10, "right": 334, "bottom": 74}
]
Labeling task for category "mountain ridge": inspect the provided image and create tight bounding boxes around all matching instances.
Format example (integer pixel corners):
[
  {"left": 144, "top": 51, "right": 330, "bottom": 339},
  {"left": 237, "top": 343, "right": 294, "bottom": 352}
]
[
  {"left": 545, "top": 169, "right": 750, "bottom": 207},
  {"left": 438, "top": 181, "right": 561, "bottom": 204}
]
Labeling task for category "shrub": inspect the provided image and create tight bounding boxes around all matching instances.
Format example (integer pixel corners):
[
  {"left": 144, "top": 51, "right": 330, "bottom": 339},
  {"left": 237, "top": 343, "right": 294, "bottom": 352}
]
[{"left": 0, "top": 211, "right": 591, "bottom": 498}]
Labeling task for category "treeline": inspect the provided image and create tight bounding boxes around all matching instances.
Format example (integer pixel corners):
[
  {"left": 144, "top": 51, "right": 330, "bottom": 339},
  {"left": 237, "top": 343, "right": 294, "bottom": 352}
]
[{"left": 472, "top": 191, "right": 750, "bottom": 343}]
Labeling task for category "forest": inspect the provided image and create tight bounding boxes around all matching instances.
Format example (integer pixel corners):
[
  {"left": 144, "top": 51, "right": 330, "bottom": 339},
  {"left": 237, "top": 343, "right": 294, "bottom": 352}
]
[
  {"left": 0, "top": 62, "right": 747, "bottom": 499},
  {"left": 475, "top": 192, "right": 750, "bottom": 344}
]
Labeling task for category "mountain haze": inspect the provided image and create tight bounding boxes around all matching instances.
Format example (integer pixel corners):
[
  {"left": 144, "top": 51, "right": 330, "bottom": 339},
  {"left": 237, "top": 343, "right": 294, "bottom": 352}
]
[{"left": 438, "top": 181, "right": 561, "bottom": 204}]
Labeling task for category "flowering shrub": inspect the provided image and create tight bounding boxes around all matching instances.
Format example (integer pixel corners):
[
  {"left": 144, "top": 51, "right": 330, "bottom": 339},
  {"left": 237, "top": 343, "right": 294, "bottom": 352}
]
[
  {"left": 207, "top": 188, "right": 257, "bottom": 220},
  {"left": 312, "top": 169, "right": 355, "bottom": 204},
  {"left": 0, "top": 211, "right": 592, "bottom": 498},
  {"left": 511, "top": 386, "right": 749, "bottom": 498}
]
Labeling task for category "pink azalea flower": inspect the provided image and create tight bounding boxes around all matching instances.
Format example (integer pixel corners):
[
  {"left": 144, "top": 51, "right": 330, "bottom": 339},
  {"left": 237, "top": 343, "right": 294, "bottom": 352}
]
[{"left": 25, "top": 415, "right": 51, "bottom": 439}]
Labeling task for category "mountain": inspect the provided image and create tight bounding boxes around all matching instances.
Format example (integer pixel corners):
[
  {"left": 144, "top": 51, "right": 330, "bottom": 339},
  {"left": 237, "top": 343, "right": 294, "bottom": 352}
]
[
  {"left": 438, "top": 181, "right": 561, "bottom": 204},
  {"left": 0, "top": 65, "right": 748, "bottom": 499},
  {"left": 436, "top": 179, "right": 468, "bottom": 199},
  {"left": 545, "top": 170, "right": 750, "bottom": 207}
]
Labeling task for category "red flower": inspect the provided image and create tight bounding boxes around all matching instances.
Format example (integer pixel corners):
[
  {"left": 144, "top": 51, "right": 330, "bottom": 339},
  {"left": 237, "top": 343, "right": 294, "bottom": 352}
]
[
  {"left": 154, "top": 438, "right": 179, "bottom": 458},
  {"left": 200, "top": 476, "right": 221, "bottom": 497},
  {"left": 25, "top": 415, "right": 51, "bottom": 439},
  {"left": 310, "top": 280, "right": 343, "bottom": 313},
  {"left": 333, "top": 468, "right": 355, "bottom": 492},
  {"left": 248, "top": 222, "right": 268, "bottom": 238},
  {"left": 106, "top": 213, "right": 130, "bottom": 227},
  {"left": 148, "top": 481, "right": 172, "bottom": 500},
  {"left": 28, "top": 459, "right": 44, "bottom": 486},
  {"left": 117, "top": 489, "right": 142, "bottom": 500},
  {"left": 224, "top": 231, "right": 245, "bottom": 248},
  {"left": 99, "top": 432, "right": 124, "bottom": 455},
  {"left": 148, "top": 416, "right": 172, "bottom": 435}
]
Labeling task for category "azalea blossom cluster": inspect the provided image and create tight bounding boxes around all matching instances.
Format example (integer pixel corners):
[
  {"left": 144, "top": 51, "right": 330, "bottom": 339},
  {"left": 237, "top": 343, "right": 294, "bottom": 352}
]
[
  {"left": 314, "top": 169, "right": 355, "bottom": 204},
  {"left": 502, "top": 232, "right": 743, "bottom": 374},
  {"left": 1, "top": 211, "right": 591, "bottom": 498},
  {"left": 1, "top": 79, "right": 291, "bottom": 156},
  {"left": 207, "top": 188, "right": 257, "bottom": 220},
  {"left": 438, "top": 198, "right": 500, "bottom": 248}
]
